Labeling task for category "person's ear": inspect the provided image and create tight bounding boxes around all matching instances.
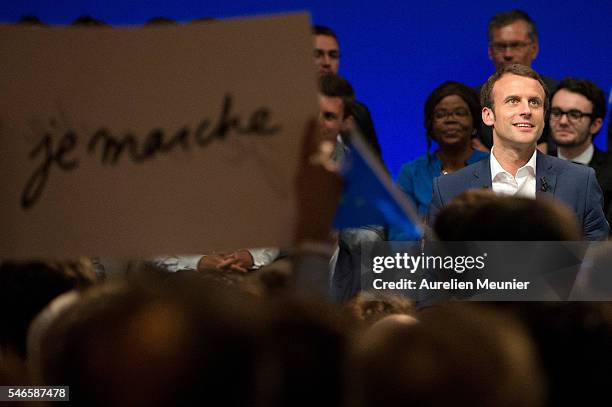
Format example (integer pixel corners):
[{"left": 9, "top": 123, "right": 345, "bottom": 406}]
[
  {"left": 482, "top": 107, "right": 495, "bottom": 127},
  {"left": 590, "top": 117, "right": 603, "bottom": 135}
]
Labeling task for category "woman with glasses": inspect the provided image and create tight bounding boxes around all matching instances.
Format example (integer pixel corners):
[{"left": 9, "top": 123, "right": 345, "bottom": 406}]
[{"left": 391, "top": 82, "right": 488, "bottom": 239}]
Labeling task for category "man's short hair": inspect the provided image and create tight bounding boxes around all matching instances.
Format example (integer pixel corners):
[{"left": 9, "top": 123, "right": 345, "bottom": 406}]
[
  {"left": 434, "top": 190, "right": 581, "bottom": 241},
  {"left": 312, "top": 25, "right": 339, "bottom": 46},
  {"left": 551, "top": 77, "right": 607, "bottom": 124},
  {"left": 488, "top": 9, "right": 538, "bottom": 43},
  {"left": 481, "top": 64, "right": 549, "bottom": 113},
  {"left": 319, "top": 74, "right": 355, "bottom": 119}
]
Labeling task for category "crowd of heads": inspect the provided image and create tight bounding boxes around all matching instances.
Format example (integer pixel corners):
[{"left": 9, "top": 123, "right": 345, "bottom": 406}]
[{"left": 3, "top": 259, "right": 612, "bottom": 406}]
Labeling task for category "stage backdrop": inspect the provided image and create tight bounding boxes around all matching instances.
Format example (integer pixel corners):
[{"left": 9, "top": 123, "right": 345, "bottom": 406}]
[{"left": 2, "top": 0, "right": 611, "bottom": 178}]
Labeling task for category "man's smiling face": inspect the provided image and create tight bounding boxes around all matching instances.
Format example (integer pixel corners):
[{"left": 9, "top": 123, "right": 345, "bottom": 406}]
[{"left": 483, "top": 73, "right": 545, "bottom": 149}]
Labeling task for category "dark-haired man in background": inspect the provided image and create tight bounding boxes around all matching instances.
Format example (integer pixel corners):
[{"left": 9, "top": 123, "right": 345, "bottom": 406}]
[
  {"left": 313, "top": 73, "right": 386, "bottom": 302},
  {"left": 476, "top": 10, "right": 557, "bottom": 154},
  {"left": 312, "top": 25, "right": 383, "bottom": 163},
  {"left": 313, "top": 25, "right": 341, "bottom": 77},
  {"left": 550, "top": 78, "right": 612, "bottom": 230}
]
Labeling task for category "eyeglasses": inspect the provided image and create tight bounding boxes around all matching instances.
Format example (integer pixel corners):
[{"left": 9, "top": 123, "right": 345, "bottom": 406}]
[
  {"left": 550, "top": 107, "right": 594, "bottom": 123},
  {"left": 313, "top": 49, "right": 340, "bottom": 60},
  {"left": 489, "top": 41, "right": 532, "bottom": 53},
  {"left": 433, "top": 108, "right": 471, "bottom": 120}
]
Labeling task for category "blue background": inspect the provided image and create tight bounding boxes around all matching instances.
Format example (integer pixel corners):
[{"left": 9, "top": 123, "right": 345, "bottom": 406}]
[{"left": 2, "top": 1, "right": 611, "bottom": 178}]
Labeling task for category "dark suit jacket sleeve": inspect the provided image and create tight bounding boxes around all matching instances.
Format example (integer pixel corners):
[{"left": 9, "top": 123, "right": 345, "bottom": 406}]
[
  {"left": 427, "top": 176, "right": 443, "bottom": 228},
  {"left": 583, "top": 167, "right": 610, "bottom": 241}
]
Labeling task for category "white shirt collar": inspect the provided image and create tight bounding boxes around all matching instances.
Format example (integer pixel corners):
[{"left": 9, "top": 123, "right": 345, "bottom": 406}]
[
  {"left": 490, "top": 146, "right": 537, "bottom": 179},
  {"left": 490, "top": 147, "right": 537, "bottom": 198},
  {"left": 558, "top": 143, "right": 594, "bottom": 165}
]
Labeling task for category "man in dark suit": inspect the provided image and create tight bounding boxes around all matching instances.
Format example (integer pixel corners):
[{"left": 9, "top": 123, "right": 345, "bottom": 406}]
[
  {"left": 313, "top": 26, "right": 387, "bottom": 302},
  {"left": 549, "top": 78, "right": 612, "bottom": 233},
  {"left": 429, "top": 65, "right": 608, "bottom": 241}
]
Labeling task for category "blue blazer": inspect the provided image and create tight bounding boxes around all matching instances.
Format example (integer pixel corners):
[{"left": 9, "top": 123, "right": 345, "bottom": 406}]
[{"left": 428, "top": 152, "right": 609, "bottom": 241}]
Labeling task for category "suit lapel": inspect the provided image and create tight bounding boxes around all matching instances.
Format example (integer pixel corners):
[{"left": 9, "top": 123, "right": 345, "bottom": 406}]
[
  {"left": 470, "top": 156, "right": 492, "bottom": 190},
  {"left": 536, "top": 152, "right": 557, "bottom": 198}
]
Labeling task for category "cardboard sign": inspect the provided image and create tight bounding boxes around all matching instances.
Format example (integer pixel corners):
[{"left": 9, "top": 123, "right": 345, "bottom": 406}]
[{"left": 0, "top": 13, "right": 317, "bottom": 257}]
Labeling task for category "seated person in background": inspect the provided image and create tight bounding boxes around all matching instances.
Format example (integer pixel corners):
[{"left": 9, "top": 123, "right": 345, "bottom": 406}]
[
  {"left": 429, "top": 64, "right": 609, "bottom": 240},
  {"left": 0, "top": 258, "right": 97, "bottom": 359},
  {"left": 391, "top": 81, "right": 488, "bottom": 238},
  {"left": 549, "top": 77, "right": 612, "bottom": 230},
  {"left": 155, "top": 248, "right": 280, "bottom": 274}
]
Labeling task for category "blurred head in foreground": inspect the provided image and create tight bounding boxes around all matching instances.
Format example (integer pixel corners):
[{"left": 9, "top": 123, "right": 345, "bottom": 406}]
[
  {"left": 434, "top": 189, "right": 581, "bottom": 240},
  {"left": 351, "top": 303, "right": 545, "bottom": 407}
]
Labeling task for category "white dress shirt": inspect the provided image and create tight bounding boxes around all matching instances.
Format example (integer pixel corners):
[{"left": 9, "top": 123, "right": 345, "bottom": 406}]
[
  {"left": 490, "top": 147, "right": 537, "bottom": 199},
  {"left": 558, "top": 143, "right": 594, "bottom": 165}
]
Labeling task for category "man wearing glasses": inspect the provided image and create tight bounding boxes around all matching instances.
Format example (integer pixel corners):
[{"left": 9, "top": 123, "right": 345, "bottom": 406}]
[
  {"left": 475, "top": 10, "right": 557, "bottom": 153},
  {"left": 550, "top": 78, "right": 612, "bottom": 230}
]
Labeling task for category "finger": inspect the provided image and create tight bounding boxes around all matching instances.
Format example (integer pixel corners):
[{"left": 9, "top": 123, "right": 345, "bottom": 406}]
[
  {"left": 217, "top": 258, "right": 237, "bottom": 269},
  {"left": 229, "top": 264, "right": 249, "bottom": 273}
]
